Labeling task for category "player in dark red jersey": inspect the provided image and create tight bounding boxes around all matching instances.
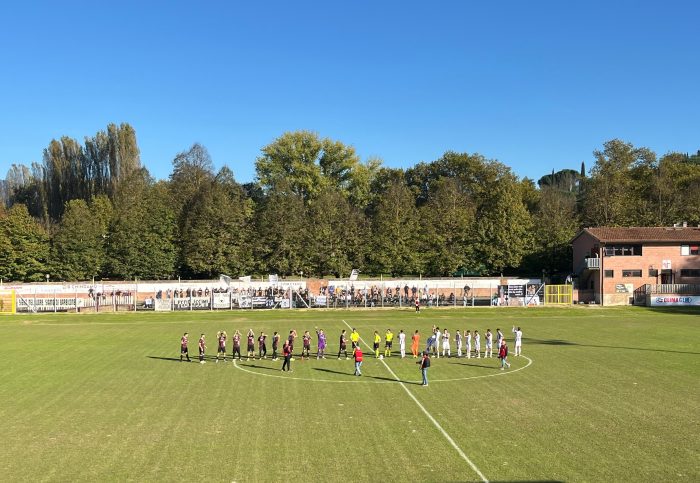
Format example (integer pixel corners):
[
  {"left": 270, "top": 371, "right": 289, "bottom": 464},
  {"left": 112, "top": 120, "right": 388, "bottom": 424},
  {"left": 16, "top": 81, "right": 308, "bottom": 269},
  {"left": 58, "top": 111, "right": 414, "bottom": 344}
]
[
  {"left": 288, "top": 330, "right": 297, "bottom": 361},
  {"left": 301, "top": 330, "right": 311, "bottom": 359},
  {"left": 198, "top": 334, "right": 206, "bottom": 364},
  {"left": 216, "top": 330, "right": 227, "bottom": 363},
  {"left": 271, "top": 331, "right": 280, "bottom": 360},
  {"left": 180, "top": 332, "right": 191, "bottom": 362},
  {"left": 337, "top": 329, "right": 349, "bottom": 359},
  {"left": 281, "top": 340, "right": 292, "bottom": 372},
  {"left": 232, "top": 330, "right": 242, "bottom": 361},
  {"left": 258, "top": 331, "right": 267, "bottom": 359},
  {"left": 246, "top": 329, "right": 255, "bottom": 361}
]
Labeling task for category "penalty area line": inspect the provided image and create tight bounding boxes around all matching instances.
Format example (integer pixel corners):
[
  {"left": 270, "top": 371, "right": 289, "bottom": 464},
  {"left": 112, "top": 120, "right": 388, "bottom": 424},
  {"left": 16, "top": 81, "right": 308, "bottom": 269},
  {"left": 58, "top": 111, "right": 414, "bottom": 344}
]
[{"left": 342, "top": 320, "right": 489, "bottom": 483}]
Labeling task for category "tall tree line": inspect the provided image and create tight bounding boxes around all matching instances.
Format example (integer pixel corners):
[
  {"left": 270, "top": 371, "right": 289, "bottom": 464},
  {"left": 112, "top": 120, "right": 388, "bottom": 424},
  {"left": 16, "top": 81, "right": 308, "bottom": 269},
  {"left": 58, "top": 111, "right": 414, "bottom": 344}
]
[{"left": 2, "top": 128, "right": 699, "bottom": 282}]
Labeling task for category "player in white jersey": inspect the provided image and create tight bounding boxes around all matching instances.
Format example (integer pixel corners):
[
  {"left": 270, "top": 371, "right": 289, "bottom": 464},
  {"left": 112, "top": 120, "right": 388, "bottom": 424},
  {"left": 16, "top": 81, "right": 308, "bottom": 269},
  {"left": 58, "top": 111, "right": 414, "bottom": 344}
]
[
  {"left": 465, "top": 330, "right": 472, "bottom": 359},
  {"left": 474, "top": 330, "right": 481, "bottom": 358},
  {"left": 484, "top": 329, "right": 493, "bottom": 358},
  {"left": 434, "top": 327, "right": 442, "bottom": 358},
  {"left": 496, "top": 328, "right": 504, "bottom": 350},
  {"left": 455, "top": 330, "right": 462, "bottom": 357},
  {"left": 398, "top": 329, "right": 406, "bottom": 358},
  {"left": 442, "top": 329, "right": 451, "bottom": 357},
  {"left": 512, "top": 326, "right": 522, "bottom": 356}
]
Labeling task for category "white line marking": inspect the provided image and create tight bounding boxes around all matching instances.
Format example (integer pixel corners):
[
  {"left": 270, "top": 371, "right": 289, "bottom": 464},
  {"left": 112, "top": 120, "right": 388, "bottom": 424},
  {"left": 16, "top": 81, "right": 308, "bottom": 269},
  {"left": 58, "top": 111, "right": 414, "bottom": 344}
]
[
  {"left": 342, "top": 320, "right": 489, "bottom": 483},
  {"left": 232, "top": 356, "right": 532, "bottom": 384},
  {"left": 431, "top": 355, "right": 532, "bottom": 382}
]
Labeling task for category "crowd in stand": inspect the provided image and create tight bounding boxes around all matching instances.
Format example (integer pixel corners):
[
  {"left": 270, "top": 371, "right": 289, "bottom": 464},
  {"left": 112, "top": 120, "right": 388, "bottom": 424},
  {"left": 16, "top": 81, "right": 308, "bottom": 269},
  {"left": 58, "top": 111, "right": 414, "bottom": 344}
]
[
  {"left": 313, "top": 284, "right": 471, "bottom": 307},
  {"left": 154, "top": 285, "right": 298, "bottom": 300}
]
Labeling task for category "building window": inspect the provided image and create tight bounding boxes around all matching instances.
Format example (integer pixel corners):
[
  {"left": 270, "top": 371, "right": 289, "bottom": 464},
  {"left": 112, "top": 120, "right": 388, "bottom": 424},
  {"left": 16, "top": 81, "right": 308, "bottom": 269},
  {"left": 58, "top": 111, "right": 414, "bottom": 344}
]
[
  {"left": 681, "top": 245, "right": 699, "bottom": 256},
  {"left": 622, "top": 270, "right": 642, "bottom": 277},
  {"left": 604, "top": 270, "right": 614, "bottom": 278},
  {"left": 680, "top": 269, "right": 700, "bottom": 277},
  {"left": 604, "top": 245, "right": 643, "bottom": 256},
  {"left": 648, "top": 269, "right": 658, "bottom": 277}
]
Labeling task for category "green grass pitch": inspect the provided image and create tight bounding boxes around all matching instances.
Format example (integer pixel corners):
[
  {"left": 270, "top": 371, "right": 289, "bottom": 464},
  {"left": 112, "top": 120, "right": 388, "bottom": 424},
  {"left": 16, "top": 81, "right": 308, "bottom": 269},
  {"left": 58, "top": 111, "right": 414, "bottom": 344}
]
[{"left": 1, "top": 306, "right": 698, "bottom": 482}]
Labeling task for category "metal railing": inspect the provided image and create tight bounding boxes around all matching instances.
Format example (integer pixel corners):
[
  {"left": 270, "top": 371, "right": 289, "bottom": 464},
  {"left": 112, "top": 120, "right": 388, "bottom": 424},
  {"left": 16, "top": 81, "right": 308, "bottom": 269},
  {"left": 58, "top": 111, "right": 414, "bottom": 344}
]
[{"left": 638, "top": 284, "right": 700, "bottom": 295}]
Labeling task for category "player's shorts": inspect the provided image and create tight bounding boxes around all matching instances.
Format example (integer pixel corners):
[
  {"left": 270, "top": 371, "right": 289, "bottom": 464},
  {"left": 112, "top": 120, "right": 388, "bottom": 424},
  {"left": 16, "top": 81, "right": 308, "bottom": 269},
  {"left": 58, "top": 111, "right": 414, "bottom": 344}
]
[
  {"left": 385, "top": 342, "right": 392, "bottom": 348},
  {"left": 340, "top": 343, "right": 347, "bottom": 350},
  {"left": 351, "top": 341, "right": 358, "bottom": 348},
  {"left": 181, "top": 346, "right": 188, "bottom": 354},
  {"left": 515, "top": 341, "right": 522, "bottom": 347},
  {"left": 486, "top": 342, "right": 492, "bottom": 348},
  {"left": 247, "top": 344, "right": 255, "bottom": 352},
  {"left": 373, "top": 343, "right": 379, "bottom": 350},
  {"left": 218, "top": 346, "right": 226, "bottom": 353},
  {"left": 199, "top": 348, "right": 205, "bottom": 355}
]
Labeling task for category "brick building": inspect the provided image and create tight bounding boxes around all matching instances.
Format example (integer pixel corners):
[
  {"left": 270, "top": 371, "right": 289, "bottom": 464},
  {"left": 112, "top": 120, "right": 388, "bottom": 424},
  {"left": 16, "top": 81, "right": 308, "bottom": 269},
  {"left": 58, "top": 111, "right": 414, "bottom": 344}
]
[{"left": 572, "top": 226, "right": 700, "bottom": 305}]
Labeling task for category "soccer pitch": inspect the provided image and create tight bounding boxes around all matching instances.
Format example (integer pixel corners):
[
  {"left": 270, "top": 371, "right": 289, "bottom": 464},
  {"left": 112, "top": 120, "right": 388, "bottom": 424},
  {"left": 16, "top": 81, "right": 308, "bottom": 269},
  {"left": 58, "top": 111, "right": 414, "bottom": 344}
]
[{"left": 1, "top": 307, "right": 698, "bottom": 482}]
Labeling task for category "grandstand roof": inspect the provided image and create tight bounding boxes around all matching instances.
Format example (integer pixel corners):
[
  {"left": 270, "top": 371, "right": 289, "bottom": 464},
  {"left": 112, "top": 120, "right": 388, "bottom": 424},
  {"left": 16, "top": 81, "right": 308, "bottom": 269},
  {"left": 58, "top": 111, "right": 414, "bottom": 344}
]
[{"left": 574, "top": 226, "right": 700, "bottom": 243}]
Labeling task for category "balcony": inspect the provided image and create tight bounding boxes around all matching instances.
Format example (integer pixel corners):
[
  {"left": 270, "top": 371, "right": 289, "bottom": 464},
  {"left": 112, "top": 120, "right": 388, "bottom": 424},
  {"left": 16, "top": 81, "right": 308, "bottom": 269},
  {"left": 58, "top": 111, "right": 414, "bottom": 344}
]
[{"left": 584, "top": 257, "right": 601, "bottom": 270}]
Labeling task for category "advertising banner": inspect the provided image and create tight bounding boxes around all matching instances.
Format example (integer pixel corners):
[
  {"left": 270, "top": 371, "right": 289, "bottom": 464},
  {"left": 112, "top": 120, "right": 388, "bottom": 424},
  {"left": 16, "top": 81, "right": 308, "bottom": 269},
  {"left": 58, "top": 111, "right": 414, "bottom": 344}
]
[
  {"left": 173, "top": 297, "right": 211, "bottom": 310},
  {"left": 650, "top": 295, "right": 700, "bottom": 306},
  {"left": 212, "top": 294, "right": 231, "bottom": 309},
  {"left": 17, "top": 297, "right": 84, "bottom": 312},
  {"left": 154, "top": 299, "right": 172, "bottom": 311}
]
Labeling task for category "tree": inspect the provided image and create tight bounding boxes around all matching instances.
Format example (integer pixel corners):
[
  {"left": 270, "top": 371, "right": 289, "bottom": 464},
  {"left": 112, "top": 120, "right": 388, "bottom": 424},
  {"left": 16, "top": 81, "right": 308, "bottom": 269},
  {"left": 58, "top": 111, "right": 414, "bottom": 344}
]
[
  {"left": 581, "top": 139, "right": 655, "bottom": 226},
  {"left": 537, "top": 168, "right": 582, "bottom": 193},
  {"left": 256, "top": 131, "right": 325, "bottom": 202},
  {"left": 0, "top": 204, "right": 49, "bottom": 281},
  {"left": 107, "top": 170, "right": 177, "bottom": 279},
  {"left": 51, "top": 198, "right": 110, "bottom": 281},
  {"left": 368, "top": 178, "right": 420, "bottom": 276},
  {"left": 304, "top": 186, "right": 368, "bottom": 277},
  {"left": 179, "top": 168, "right": 254, "bottom": 278},
  {"left": 255, "top": 179, "right": 308, "bottom": 276},
  {"left": 419, "top": 177, "right": 476, "bottom": 276},
  {"left": 471, "top": 173, "right": 534, "bottom": 274},
  {"left": 523, "top": 187, "right": 579, "bottom": 275},
  {"left": 169, "top": 143, "right": 215, "bottom": 208},
  {"left": 255, "top": 131, "right": 377, "bottom": 206}
]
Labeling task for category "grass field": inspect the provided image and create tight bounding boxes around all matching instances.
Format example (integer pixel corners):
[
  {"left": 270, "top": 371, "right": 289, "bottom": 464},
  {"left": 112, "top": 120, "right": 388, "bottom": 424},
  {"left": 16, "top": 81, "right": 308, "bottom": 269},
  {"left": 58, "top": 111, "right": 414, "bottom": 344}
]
[{"left": 1, "top": 306, "right": 698, "bottom": 482}]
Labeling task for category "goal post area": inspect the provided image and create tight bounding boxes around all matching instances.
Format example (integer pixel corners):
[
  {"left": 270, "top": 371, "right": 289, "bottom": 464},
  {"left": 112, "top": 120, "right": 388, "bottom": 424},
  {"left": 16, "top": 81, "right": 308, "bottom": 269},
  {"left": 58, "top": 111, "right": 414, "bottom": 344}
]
[{"left": 0, "top": 289, "right": 17, "bottom": 314}]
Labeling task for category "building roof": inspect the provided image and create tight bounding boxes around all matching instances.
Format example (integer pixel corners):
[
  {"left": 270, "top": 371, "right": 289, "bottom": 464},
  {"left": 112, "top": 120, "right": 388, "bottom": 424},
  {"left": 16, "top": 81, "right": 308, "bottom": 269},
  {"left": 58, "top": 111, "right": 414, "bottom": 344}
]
[{"left": 574, "top": 226, "right": 700, "bottom": 243}]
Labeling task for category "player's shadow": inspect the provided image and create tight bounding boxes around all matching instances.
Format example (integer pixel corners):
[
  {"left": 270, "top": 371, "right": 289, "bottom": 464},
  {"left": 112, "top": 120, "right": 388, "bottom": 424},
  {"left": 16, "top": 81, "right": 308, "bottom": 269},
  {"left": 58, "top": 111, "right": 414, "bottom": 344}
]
[
  {"left": 237, "top": 363, "right": 282, "bottom": 371},
  {"left": 448, "top": 362, "right": 500, "bottom": 370},
  {"left": 147, "top": 356, "right": 182, "bottom": 362},
  {"left": 148, "top": 355, "right": 232, "bottom": 362},
  {"left": 525, "top": 338, "right": 700, "bottom": 355},
  {"left": 645, "top": 306, "right": 700, "bottom": 316},
  {"left": 313, "top": 367, "right": 421, "bottom": 384}
]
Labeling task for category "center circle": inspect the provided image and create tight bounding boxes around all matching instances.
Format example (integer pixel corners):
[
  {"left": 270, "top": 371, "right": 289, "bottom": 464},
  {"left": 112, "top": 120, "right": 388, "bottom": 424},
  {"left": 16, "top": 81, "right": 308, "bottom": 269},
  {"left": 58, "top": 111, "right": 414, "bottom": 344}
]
[{"left": 233, "top": 355, "right": 533, "bottom": 384}]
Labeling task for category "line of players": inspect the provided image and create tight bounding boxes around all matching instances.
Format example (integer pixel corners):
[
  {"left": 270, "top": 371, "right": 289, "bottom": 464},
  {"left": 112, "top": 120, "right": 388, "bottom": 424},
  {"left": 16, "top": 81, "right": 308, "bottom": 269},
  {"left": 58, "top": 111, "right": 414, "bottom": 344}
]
[
  {"left": 180, "top": 326, "right": 523, "bottom": 366},
  {"left": 425, "top": 326, "right": 522, "bottom": 359}
]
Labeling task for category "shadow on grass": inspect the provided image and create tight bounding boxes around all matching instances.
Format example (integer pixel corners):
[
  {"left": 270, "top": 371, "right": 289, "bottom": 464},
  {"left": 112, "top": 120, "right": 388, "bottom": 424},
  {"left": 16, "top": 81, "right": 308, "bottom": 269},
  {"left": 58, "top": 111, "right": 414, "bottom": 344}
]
[
  {"left": 643, "top": 306, "right": 700, "bottom": 316},
  {"left": 312, "top": 367, "right": 422, "bottom": 385},
  {"left": 447, "top": 362, "right": 501, "bottom": 370},
  {"left": 524, "top": 338, "right": 699, "bottom": 355},
  {"left": 148, "top": 355, "right": 249, "bottom": 363},
  {"left": 237, "top": 363, "right": 283, "bottom": 372}
]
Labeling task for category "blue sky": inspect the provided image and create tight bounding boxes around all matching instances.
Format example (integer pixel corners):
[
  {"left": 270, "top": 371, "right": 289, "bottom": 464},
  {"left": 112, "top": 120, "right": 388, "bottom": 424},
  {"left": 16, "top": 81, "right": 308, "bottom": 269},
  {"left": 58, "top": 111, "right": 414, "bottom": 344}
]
[{"left": 1, "top": 0, "right": 698, "bottom": 184}]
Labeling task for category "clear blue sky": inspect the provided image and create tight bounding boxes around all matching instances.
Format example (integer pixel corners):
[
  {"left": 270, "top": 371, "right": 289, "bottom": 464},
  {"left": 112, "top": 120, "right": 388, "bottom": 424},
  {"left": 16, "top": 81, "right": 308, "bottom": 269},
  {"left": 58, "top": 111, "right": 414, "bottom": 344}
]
[{"left": 1, "top": 0, "right": 698, "bottom": 184}]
